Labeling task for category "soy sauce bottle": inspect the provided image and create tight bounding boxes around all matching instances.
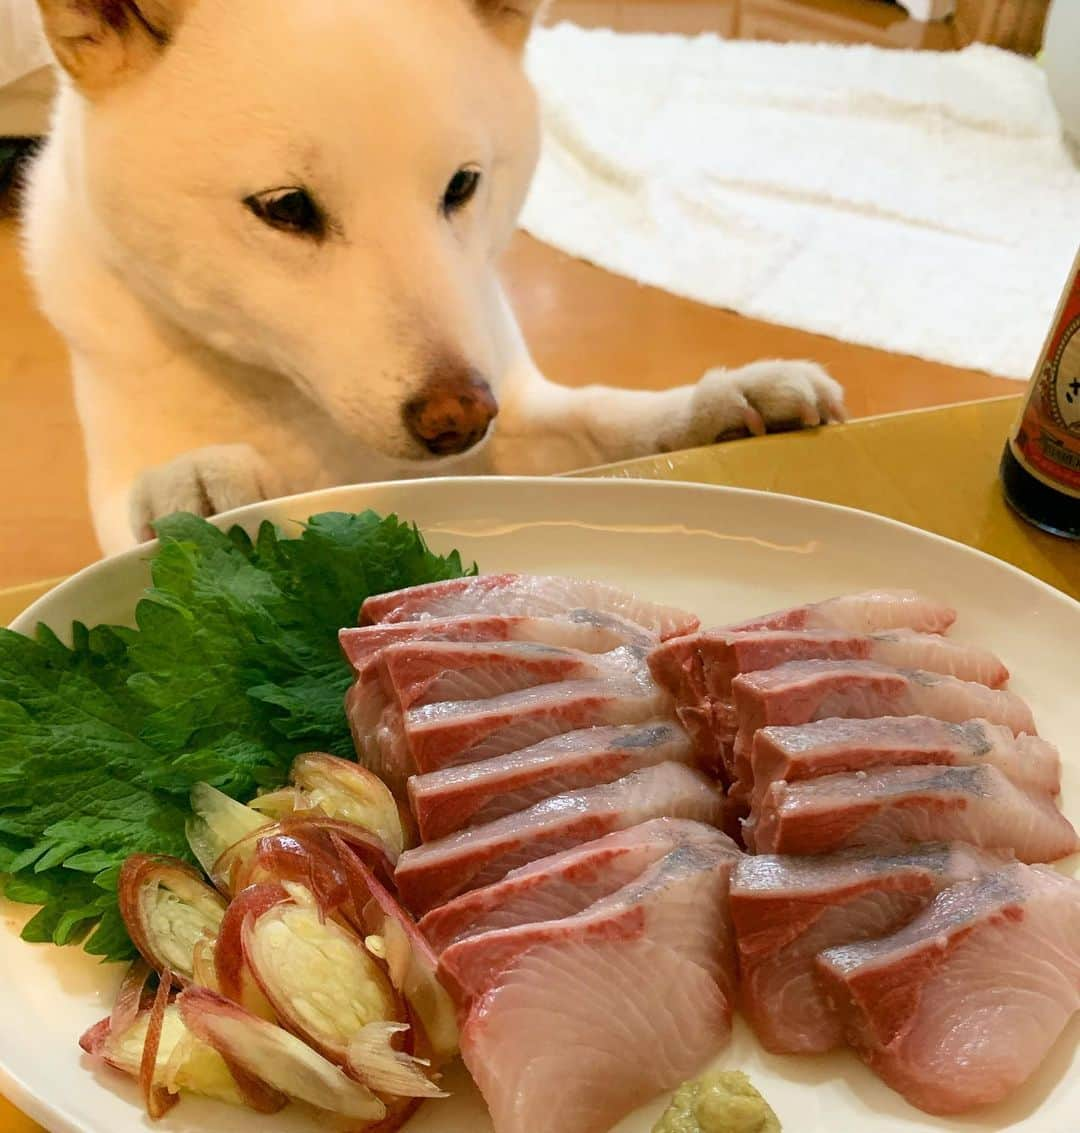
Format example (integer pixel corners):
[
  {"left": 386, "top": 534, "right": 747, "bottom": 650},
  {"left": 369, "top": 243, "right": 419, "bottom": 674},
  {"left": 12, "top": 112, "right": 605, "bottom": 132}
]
[{"left": 1000, "top": 248, "right": 1080, "bottom": 539}]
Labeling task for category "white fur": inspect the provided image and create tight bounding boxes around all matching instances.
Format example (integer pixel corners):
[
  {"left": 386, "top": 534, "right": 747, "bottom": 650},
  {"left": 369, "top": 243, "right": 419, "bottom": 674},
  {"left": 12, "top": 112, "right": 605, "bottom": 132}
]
[{"left": 23, "top": 0, "right": 845, "bottom": 554}]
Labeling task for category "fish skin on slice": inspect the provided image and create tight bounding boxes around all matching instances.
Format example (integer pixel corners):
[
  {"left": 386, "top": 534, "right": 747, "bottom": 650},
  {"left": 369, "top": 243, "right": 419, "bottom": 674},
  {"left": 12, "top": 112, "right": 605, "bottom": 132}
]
[
  {"left": 750, "top": 764, "right": 1079, "bottom": 861},
  {"left": 649, "top": 628, "right": 1009, "bottom": 706},
  {"left": 650, "top": 629, "right": 1010, "bottom": 777},
  {"left": 377, "top": 670, "right": 672, "bottom": 784},
  {"left": 359, "top": 574, "right": 700, "bottom": 641},
  {"left": 730, "top": 844, "right": 1007, "bottom": 1054},
  {"left": 418, "top": 817, "right": 714, "bottom": 954},
  {"left": 346, "top": 641, "right": 658, "bottom": 787},
  {"left": 378, "top": 641, "right": 653, "bottom": 712},
  {"left": 750, "top": 716, "right": 1062, "bottom": 810},
  {"left": 729, "top": 659, "right": 1037, "bottom": 793},
  {"left": 725, "top": 590, "right": 957, "bottom": 635},
  {"left": 816, "top": 863, "right": 1080, "bottom": 1116},
  {"left": 394, "top": 762, "right": 724, "bottom": 915},
  {"left": 408, "top": 721, "right": 694, "bottom": 841},
  {"left": 440, "top": 827, "right": 741, "bottom": 1006},
  {"left": 339, "top": 611, "right": 656, "bottom": 677},
  {"left": 459, "top": 832, "right": 741, "bottom": 1133}
]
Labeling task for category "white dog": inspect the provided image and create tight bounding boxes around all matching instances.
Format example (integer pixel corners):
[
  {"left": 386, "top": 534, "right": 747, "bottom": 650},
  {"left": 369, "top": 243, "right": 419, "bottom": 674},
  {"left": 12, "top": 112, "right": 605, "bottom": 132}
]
[{"left": 23, "top": 0, "right": 846, "bottom": 554}]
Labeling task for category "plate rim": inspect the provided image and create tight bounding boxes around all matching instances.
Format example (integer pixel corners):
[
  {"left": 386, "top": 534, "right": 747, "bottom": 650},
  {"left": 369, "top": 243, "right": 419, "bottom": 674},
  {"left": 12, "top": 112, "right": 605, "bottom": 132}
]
[
  {"left": 9, "top": 477, "right": 1078, "bottom": 638},
  {"left": 2, "top": 474, "right": 1077, "bottom": 1133}
]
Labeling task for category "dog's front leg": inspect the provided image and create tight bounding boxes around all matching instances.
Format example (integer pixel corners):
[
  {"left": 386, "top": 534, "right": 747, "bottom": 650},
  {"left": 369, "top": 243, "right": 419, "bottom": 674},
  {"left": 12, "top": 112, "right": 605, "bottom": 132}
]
[
  {"left": 491, "top": 357, "right": 847, "bottom": 475},
  {"left": 70, "top": 352, "right": 288, "bottom": 554},
  {"left": 127, "top": 444, "right": 281, "bottom": 543}
]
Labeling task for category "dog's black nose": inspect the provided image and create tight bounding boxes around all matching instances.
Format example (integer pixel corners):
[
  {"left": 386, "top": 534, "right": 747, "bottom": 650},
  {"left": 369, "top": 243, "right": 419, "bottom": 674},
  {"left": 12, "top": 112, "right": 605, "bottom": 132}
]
[{"left": 404, "top": 366, "right": 498, "bottom": 456}]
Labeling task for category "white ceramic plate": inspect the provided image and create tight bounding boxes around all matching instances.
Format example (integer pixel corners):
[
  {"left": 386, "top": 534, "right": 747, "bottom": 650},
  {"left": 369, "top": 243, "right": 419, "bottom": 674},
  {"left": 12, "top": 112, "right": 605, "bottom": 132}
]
[{"left": 3, "top": 478, "right": 1079, "bottom": 1133}]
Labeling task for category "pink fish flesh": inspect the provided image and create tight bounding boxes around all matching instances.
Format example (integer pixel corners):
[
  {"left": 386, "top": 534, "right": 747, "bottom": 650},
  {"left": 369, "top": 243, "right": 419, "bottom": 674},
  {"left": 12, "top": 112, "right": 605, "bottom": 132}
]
[
  {"left": 339, "top": 611, "right": 655, "bottom": 677},
  {"left": 361, "top": 671, "right": 671, "bottom": 794},
  {"left": 726, "top": 590, "right": 956, "bottom": 635},
  {"left": 649, "top": 627, "right": 1008, "bottom": 706},
  {"left": 346, "top": 640, "right": 654, "bottom": 774},
  {"left": 360, "top": 574, "right": 700, "bottom": 640},
  {"left": 750, "top": 716, "right": 1061, "bottom": 809},
  {"left": 459, "top": 831, "right": 740, "bottom": 1133},
  {"left": 408, "top": 721, "right": 694, "bottom": 840},
  {"left": 379, "top": 641, "right": 652, "bottom": 711},
  {"left": 730, "top": 844, "right": 1006, "bottom": 1054},
  {"left": 816, "top": 864, "right": 1080, "bottom": 1115},
  {"left": 730, "top": 660, "right": 1036, "bottom": 792},
  {"left": 440, "top": 825, "right": 741, "bottom": 1005},
  {"left": 417, "top": 817, "right": 713, "bottom": 954},
  {"left": 394, "top": 762, "right": 724, "bottom": 915},
  {"left": 750, "top": 764, "right": 1078, "bottom": 861}
]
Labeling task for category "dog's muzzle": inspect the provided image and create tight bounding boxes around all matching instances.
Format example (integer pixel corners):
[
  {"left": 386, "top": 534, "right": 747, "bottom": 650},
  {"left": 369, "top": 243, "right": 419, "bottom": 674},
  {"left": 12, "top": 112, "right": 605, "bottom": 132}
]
[{"left": 404, "top": 368, "right": 499, "bottom": 457}]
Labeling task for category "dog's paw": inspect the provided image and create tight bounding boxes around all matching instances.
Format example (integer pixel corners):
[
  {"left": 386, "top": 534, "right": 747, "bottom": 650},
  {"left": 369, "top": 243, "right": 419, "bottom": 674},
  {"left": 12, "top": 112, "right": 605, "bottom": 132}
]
[
  {"left": 129, "top": 444, "right": 278, "bottom": 543},
  {"left": 668, "top": 361, "right": 848, "bottom": 449}
]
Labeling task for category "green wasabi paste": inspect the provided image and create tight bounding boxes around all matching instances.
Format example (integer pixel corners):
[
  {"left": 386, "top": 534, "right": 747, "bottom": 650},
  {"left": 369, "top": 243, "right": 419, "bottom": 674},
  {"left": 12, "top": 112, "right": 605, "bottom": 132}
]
[{"left": 652, "top": 1070, "right": 781, "bottom": 1133}]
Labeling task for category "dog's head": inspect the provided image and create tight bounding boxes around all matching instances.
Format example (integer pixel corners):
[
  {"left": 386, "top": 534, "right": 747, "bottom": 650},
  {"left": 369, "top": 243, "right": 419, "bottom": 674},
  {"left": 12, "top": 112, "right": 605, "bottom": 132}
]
[{"left": 37, "top": 0, "right": 545, "bottom": 460}]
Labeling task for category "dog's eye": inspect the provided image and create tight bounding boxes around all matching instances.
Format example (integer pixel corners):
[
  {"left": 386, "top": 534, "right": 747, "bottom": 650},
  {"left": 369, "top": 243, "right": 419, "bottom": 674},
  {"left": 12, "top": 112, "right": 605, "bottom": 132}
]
[
  {"left": 244, "top": 187, "right": 325, "bottom": 239},
  {"left": 442, "top": 168, "right": 481, "bottom": 214}
]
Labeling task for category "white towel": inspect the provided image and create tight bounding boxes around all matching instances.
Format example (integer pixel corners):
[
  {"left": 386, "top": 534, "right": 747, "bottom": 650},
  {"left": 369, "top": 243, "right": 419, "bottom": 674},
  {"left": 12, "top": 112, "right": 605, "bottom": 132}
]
[{"left": 521, "top": 27, "right": 1080, "bottom": 379}]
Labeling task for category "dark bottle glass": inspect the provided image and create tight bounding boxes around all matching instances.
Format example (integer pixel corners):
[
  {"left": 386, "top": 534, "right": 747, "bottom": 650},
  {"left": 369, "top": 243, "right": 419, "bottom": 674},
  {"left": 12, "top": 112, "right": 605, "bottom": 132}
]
[{"left": 1001, "top": 249, "right": 1080, "bottom": 540}]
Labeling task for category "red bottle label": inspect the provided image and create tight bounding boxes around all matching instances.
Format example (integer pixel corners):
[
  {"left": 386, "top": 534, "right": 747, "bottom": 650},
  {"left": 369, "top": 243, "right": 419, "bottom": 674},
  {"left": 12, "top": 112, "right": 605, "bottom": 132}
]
[{"left": 1009, "top": 257, "right": 1080, "bottom": 500}]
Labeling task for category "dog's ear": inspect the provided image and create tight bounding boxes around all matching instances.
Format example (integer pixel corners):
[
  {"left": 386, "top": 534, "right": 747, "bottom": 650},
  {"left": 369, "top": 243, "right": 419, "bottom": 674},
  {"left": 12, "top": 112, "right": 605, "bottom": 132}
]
[
  {"left": 35, "top": 0, "right": 191, "bottom": 95},
  {"left": 471, "top": 1, "right": 547, "bottom": 51}
]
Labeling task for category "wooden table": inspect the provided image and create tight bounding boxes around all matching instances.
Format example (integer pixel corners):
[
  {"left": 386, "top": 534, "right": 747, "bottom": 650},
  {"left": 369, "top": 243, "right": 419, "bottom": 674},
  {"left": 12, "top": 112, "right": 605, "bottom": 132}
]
[
  {"left": 1, "top": 395, "right": 1077, "bottom": 1132},
  {"left": 579, "top": 395, "right": 1078, "bottom": 598}
]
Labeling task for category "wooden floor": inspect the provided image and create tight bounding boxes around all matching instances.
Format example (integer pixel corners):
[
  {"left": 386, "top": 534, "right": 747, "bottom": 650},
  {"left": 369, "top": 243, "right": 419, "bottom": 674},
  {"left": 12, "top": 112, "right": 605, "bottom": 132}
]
[{"left": 0, "top": 0, "right": 1018, "bottom": 591}]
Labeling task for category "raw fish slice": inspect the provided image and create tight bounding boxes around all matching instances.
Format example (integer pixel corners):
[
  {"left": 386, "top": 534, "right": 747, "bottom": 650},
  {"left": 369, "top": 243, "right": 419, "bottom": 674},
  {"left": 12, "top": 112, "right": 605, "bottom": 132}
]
[
  {"left": 381, "top": 641, "right": 649, "bottom": 711},
  {"left": 868, "top": 630, "right": 1009, "bottom": 688},
  {"left": 750, "top": 716, "right": 1061, "bottom": 809},
  {"left": 730, "top": 844, "right": 1005, "bottom": 1054},
  {"left": 731, "top": 660, "right": 1036, "bottom": 791},
  {"left": 463, "top": 938, "right": 728, "bottom": 1133},
  {"left": 816, "top": 864, "right": 1080, "bottom": 1115},
  {"left": 649, "top": 628, "right": 1008, "bottom": 705},
  {"left": 408, "top": 722, "right": 693, "bottom": 840},
  {"left": 751, "top": 764, "right": 1078, "bottom": 861},
  {"left": 440, "top": 828, "right": 740, "bottom": 1005},
  {"left": 339, "top": 612, "right": 654, "bottom": 676},
  {"left": 394, "top": 762, "right": 724, "bottom": 915},
  {"left": 418, "top": 817, "right": 710, "bottom": 953},
  {"left": 347, "top": 641, "right": 653, "bottom": 783},
  {"left": 727, "top": 590, "right": 956, "bottom": 635},
  {"left": 345, "top": 680, "right": 409, "bottom": 791},
  {"left": 384, "top": 671, "right": 671, "bottom": 778},
  {"left": 345, "top": 671, "right": 394, "bottom": 764},
  {"left": 360, "top": 574, "right": 699, "bottom": 640}
]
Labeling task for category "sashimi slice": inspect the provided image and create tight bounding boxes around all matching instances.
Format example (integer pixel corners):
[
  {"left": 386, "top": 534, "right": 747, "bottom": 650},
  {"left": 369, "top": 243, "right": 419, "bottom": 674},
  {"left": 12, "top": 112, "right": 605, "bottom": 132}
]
[
  {"left": 440, "top": 827, "right": 740, "bottom": 1006},
  {"left": 347, "top": 641, "right": 655, "bottom": 786},
  {"left": 463, "top": 938, "right": 729, "bottom": 1133},
  {"left": 649, "top": 628, "right": 1008, "bottom": 706},
  {"left": 379, "top": 641, "right": 650, "bottom": 711},
  {"left": 360, "top": 574, "right": 699, "bottom": 640},
  {"left": 418, "top": 817, "right": 712, "bottom": 954},
  {"left": 394, "top": 763, "right": 724, "bottom": 915},
  {"left": 381, "top": 671, "right": 672, "bottom": 780},
  {"left": 730, "top": 844, "right": 1006, "bottom": 1054},
  {"left": 816, "top": 864, "right": 1080, "bottom": 1115},
  {"left": 726, "top": 590, "right": 956, "bottom": 635},
  {"left": 730, "top": 660, "right": 1036, "bottom": 791},
  {"left": 339, "top": 612, "right": 655, "bottom": 677},
  {"left": 459, "top": 831, "right": 740, "bottom": 1133},
  {"left": 751, "top": 764, "right": 1079, "bottom": 861},
  {"left": 750, "top": 717, "right": 1061, "bottom": 809},
  {"left": 408, "top": 722, "right": 694, "bottom": 840}
]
